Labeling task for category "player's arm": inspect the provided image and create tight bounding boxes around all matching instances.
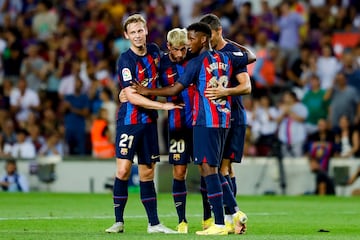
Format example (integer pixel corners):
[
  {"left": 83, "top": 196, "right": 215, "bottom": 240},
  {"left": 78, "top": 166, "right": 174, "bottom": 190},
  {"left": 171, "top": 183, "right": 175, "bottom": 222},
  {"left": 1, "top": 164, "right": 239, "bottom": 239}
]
[
  {"left": 131, "top": 81, "right": 185, "bottom": 97},
  {"left": 124, "top": 86, "right": 181, "bottom": 110},
  {"left": 225, "top": 38, "right": 256, "bottom": 64},
  {"left": 205, "top": 72, "right": 251, "bottom": 100}
]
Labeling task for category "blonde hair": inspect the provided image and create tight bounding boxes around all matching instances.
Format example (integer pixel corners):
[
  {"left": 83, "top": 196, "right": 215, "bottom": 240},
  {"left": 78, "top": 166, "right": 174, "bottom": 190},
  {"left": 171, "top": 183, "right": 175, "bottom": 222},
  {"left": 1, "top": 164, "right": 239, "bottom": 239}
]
[
  {"left": 123, "top": 14, "right": 147, "bottom": 33},
  {"left": 167, "top": 28, "right": 187, "bottom": 47}
]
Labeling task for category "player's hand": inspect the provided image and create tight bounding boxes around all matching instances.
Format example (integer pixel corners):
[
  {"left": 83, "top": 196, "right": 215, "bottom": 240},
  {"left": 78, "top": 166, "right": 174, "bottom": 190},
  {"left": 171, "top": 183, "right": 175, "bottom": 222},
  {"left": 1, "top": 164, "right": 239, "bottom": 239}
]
[
  {"left": 130, "top": 80, "right": 149, "bottom": 96},
  {"left": 118, "top": 90, "right": 128, "bottom": 103},
  {"left": 162, "top": 102, "right": 183, "bottom": 110},
  {"left": 205, "top": 85, "right": 228, "bottom": 100}
]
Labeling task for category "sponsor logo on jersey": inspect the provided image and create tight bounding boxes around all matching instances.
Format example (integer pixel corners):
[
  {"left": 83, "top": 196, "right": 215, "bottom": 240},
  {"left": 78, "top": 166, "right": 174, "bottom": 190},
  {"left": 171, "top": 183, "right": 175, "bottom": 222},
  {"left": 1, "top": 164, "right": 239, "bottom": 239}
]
[{"left": 167, "top": 73, "right": 177, "bottom": 78}]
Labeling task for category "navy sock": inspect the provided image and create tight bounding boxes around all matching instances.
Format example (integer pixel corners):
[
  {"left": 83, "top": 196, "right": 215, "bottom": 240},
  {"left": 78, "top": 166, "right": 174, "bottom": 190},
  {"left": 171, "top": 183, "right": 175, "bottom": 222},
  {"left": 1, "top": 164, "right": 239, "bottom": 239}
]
[
  {"left": 140, "top": 181, "right": 160, "bottom": 226},
  {"left": 172, "top": 179, "right": 187, "bottom": 223},
  {"left": 205, "top": 174, "right": 224, "bottom": 225},
  {"left": 231, "top": 177, "right": 237, "bottom": 197},
  {"left": 113, "top": 178, "right": 128, "bottom": 223},
  {"left": 200, "top": 176, "right": 212, "bottom": 220},
  {"left": 223, "top": 175, "right": 233, "bottom": 215},
  {"left": 219, "top": 173, "right": 238, "bottom": 215},
  {"left": 224, "top": 175, "right": 234, "bottom": 193}
]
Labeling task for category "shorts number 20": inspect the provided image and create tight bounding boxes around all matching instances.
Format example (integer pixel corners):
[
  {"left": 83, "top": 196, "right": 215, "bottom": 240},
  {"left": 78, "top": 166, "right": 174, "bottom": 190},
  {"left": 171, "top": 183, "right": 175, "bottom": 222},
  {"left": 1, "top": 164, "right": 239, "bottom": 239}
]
[{"left": 169, "top": 139, "right": 185, "bottom": 153}]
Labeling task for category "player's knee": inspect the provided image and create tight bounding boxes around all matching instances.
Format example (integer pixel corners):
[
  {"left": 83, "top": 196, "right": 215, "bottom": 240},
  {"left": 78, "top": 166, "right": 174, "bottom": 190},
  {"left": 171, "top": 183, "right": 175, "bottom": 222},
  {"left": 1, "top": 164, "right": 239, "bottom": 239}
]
[
  {"left": 219, "top": 165, "right": 229, "bottom": 176},
  {"left": 173, "top": 165, "right": 187, "bottom": 180},
  {"left": 116, "top": 168, "right": 131, "bottom": 180}
]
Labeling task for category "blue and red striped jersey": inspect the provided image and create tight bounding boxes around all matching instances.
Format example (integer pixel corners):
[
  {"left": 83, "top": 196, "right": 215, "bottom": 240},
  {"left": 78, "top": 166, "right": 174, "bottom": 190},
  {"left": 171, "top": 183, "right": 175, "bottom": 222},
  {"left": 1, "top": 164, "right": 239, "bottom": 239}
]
[
  {"left": 159, "top": 54, "right": 195, "bottom": 130},
  {"left": 116, "top": 43, "right": 161, "bottom": 125},
  {"left": 178, "top": 50, "right": 248, "bottom": 128},
  {"left": 220, "top": 43, "right": 248, "bottom": 126}
]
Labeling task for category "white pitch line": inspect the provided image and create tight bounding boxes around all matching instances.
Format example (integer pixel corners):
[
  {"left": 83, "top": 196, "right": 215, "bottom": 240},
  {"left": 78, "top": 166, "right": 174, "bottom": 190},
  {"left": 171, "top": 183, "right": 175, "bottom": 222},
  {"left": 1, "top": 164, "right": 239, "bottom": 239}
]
[
  {"left": 0, "top": 212, "right": 287, "bottom": 221},
  {"left": 2, "top": 211, "right": 358, "bottom": 221}
]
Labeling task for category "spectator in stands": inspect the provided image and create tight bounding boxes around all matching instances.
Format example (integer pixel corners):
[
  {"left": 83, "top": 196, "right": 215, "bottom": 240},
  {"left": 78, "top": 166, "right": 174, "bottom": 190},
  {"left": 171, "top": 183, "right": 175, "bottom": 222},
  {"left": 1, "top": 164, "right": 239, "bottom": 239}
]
[
  {"left": 0, "top": 79, "right": 12, "bottom": 113},
  {"left": 250, "top": 32, "right": 278, "bottom": 98},
  {"left": 3, "top": 128, "right": 36, "bottom": 159},
  {"left": 32, "top": 0, "right": 58, "bottom": 40},
  {"left": 334, "top": 115, "right": 359, "bottom": 158},
  {"left": 90, "top": 107, "right": 115, "bottom": 159},
  {"left": 100, "top": 87, "right": 117, "bottom": 140},
  {"left": 38, "top": 130, "right": 64, "bottom": 157},
  {"left": 302, "top": 74, "right": 330, "bottom": 134},
  {"left": 60, "top": 76, "right": 90, "bottom": 155},
  {"left": 252, "top": 95, "right": 279, "bottom": 156},
  {"left": 0, "top": 159, "right": 29, "bottom": 192},
  {"left": 257, "top": 0, "right": 277, "bottom": 42},
  {"left": 230, "top": 1, "right": 257, "bottom": 45},
  {"left": 20, "top": 43, "right": 47, "bottom": 92},
  {"left": 58, "top": 58, "right": 90, "bottom": 98},
  {"left": 341, "top": 51, "right": 360, "bottom": 94},
  {"left": 274, "top": 1, "right": 305, "bottom": 71},
  {"left": 327, "top": 72, "right": 360, "bottom": 128},
  {"left": 305, "top": 118, "right": 339, "bottom": 173},
  {"left": 0, "top": 133, "right": 10, "bottom": 159},
  {"left": 286, "top": 44, "right": 312, "bottom": 91},
  {"left": 26, "top": 123, "right": 45, "bottom": 154},
  {"left": 316, "top": 44, "right": 341, "bottom": 90},
  {"left": 10, "top": 78, "right": 40, "bottom": 125},
  {"left": 276, "top": 91, "right": 308, "bottom": 157},
  {"left": 2, "top": 27, "right": 23, "bottom": 83},
  {"left": 1, "top": 118, "right": 16, "bottom": 145},
  {"left": 309, "top": 157, "right": 336, "bottom": 195}
]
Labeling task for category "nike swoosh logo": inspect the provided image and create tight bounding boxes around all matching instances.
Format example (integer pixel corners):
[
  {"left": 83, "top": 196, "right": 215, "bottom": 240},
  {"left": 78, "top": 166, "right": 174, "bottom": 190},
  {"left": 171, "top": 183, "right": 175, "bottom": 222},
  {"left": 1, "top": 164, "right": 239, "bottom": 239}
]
[
  {"left": 151, "top": 155, "right": 160, "bottom": 159},
  {"left": 139, "top": 68, "right": 146, "bottom": 74},
  {"left": 167, "top": 73, "right": 177, "bottom": 78},
  {"left": 175, "top": 202, "right": 182, "bottom": 208}
]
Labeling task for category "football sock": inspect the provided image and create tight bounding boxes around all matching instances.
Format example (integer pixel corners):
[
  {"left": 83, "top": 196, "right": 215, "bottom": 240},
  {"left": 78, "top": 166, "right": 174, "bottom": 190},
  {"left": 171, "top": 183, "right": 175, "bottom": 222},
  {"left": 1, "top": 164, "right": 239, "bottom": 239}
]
[
  {"left": 205, "top": 174, "right": 224, "bottom": 225},
  {"left": 224, "top": 175, "right": 234, "bottom": 193},
  {"left": 219, "top": 173, "right": 238, "bottom": 214},
  {"left": 140, "top": 180, "right": 160, "bottom": 226},
  {"left": 223, "top": 175, "right": 233, "bottom": 215},
  {"left": 200, "top": 176, "right": 212, "bottom": 220},
  {"left": 172, "top": 179, "right": 187, "bottom": 223},
  {"left": 113, "top": 178, "right": 128, "bottom": 223},
  {"left": 231, "top": 177, "right": 237, "bottom": 197}
]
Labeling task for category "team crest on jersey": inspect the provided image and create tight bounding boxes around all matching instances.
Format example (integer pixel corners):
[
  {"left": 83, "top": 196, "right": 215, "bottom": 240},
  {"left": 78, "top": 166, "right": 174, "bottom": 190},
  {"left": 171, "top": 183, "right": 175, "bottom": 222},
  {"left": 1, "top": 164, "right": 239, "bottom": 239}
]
[
  {"left": 120, "top": 148, "right": 128, "bottom": 155},
  {"left": 173, "top": 154, "right": 181, "bottom": 161},
  {"left": 122, "top": 68, "right": 132, "bottom": 81},
  {"left": 232, "top": 51, "right": 244, "bottom": 56}
]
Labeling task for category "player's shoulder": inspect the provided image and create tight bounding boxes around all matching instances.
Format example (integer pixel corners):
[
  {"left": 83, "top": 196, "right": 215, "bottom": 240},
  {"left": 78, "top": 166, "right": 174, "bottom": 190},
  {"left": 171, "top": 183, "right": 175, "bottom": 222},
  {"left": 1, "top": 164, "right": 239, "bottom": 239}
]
[
  {"left": 222, "top": 43, "right": 239, "bottom": 52},
  {"left": 160, "top": 53, "right": 171, "bottom": 63},
  {"left": 117, "top": 49, "right": 134, "bottom": 65},
  {"left": 147, "top": 43, "right": 161, "bottom": 54}
]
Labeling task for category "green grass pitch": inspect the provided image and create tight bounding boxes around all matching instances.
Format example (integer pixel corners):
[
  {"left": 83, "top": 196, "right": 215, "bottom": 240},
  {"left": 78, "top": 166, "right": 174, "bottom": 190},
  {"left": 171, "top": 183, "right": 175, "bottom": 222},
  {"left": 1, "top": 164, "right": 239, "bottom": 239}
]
[{"left": 0, "top": 192, "right": 359, "bottom": 240}]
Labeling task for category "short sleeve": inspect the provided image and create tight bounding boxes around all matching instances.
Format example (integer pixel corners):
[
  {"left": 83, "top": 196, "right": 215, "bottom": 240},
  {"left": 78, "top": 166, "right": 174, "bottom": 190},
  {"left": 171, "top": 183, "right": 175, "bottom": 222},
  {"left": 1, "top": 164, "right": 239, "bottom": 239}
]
[
  {"left": 177, "top": 58, "right": 199, "bottom": 88},
  {"left": 117, "top": 54, "right": 135, "bottom": 89},
  {"left": 229, "top": 52, "right": 248, "bottom": 75}
]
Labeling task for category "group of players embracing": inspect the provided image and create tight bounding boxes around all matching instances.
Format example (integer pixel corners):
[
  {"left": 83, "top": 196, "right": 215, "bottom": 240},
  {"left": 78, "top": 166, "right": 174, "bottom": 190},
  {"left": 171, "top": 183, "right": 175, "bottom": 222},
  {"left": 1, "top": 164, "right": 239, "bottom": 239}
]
[{"left": 105, "top": 12, "right": 256, "bottom": 235}]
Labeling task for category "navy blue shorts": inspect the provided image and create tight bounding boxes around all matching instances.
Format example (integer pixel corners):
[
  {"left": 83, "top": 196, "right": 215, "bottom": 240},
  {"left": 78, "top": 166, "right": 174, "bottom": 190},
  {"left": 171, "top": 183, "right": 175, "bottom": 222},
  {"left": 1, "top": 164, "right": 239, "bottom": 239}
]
[
  {"left": 168, "top": 128, "right": 193, "bottom": 165},
  {"left": 193, "top": 126, "right": 228, "bottom": 167},
  {"left": 116, "top": 123, "right": 160, "bottom": 165},
  {"left": 223, "top": 124, "right": 246, "bottom": 163}
]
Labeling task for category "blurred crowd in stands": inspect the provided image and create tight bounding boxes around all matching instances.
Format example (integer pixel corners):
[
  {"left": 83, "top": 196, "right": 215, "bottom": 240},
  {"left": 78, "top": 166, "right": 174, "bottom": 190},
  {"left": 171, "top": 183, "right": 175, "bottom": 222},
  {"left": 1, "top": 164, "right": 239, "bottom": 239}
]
[{"left": 0, "top": 0, "right": 360, "bottom": 161}]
